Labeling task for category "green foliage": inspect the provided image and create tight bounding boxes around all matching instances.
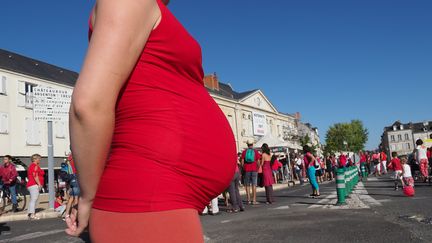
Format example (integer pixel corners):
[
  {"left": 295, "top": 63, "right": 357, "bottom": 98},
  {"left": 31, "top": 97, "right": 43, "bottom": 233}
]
[
  {"left": 325, "top": 120, "right": 368, "bottom": 154},
  {"left": 300, "top": 135, "right": 317, "bottom": 155}
]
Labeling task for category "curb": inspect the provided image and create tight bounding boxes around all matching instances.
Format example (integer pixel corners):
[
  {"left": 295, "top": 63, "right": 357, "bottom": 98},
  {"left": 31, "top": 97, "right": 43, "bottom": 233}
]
[{"left": 0, "top": 209, "right": 59, "bottom": 223}]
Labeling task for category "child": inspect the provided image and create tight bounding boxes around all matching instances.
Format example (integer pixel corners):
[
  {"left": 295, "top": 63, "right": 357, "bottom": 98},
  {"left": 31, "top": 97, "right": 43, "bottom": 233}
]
[
  {"left": 401, "top": 156, "right": 415, "bottom": 196},
  {"left": 54, "top": 191, "right": 66, "bottom": 217},
  {"left": 388, "top": 152, "right": 403, "bottom": 190}
]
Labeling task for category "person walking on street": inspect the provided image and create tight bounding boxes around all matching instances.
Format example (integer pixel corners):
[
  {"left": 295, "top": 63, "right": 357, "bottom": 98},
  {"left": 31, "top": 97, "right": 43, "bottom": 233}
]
[
  {"left": 415, "top": 139, "right": 429, "bottom": 182},
  {"left": 380, "top": 150, "right": 388, "bottom": 175},
  {"left": 338, "top": 152, "right": 347, "bottom": 168},
  {"left": 0, "top": 155, "right": 19, "bottom": 212},
  {"left": 388, "top": 152, "right": 403, "bottom": 190},
  {"left": 294, "top": 154, "right": 304, "bottom": 185},
  {"left": 241, "top": 140, "right": 261, "bottom": 205},
  {"left": 27, "top": 154, "right": 44, "bottom": 220},
  {"left": 304, "top": 146, "right": 320, "bottom": 198},
  {"left": 260, "top": 144, "right": 275, "bottom": 204},
  {"left": 372, "top": 151, "right": 381, "bottom": 176},
  {"left": 227, "top": 157, "right": 244, "bottom": 213},
  {"left": 64, "top": 153, "right": 80, "bottom": 220}
]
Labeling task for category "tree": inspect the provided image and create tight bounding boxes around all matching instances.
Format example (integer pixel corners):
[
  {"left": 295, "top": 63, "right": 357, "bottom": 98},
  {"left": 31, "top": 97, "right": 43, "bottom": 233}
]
[
  {"left": 325, "top": 120, "right": 368, "bottom": 154},
  {"left": 300, "top": 135, "right": 317, "bottom": 155}
]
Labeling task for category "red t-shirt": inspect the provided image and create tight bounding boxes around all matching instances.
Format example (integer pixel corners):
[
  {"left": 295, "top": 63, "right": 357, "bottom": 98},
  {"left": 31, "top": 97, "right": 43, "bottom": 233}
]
[
  {"left": 390, "top": 158, "right": 402, "bottom": 171},
  {"left": 27, "top": 163, "right": 45, "bottom": 188},
  {"left": 241, "top": 149, "right": 261, "bottom": 172},
  {"left": 427, "top": 150, "right": 431, "bottom": 159},
  {"left": 380, "top": 152, "right": 387, "bottom": 161},
  {"left": 54, "top": 197, "right": 62, "bottom": 209},
  {"left": 339, "top": 155, "right": 347, "bottom": 167},
  {"left": 271, "top": 159, "right": 282, "bottom": 171},
  {"left": 360, "top": 154, "right": 367, "bottom": 163}
]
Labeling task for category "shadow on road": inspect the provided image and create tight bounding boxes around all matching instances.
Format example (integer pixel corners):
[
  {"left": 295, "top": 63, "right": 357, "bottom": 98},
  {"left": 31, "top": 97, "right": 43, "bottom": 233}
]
[{"left": 0, "top": 223, "right": 11, "bottom": 236}]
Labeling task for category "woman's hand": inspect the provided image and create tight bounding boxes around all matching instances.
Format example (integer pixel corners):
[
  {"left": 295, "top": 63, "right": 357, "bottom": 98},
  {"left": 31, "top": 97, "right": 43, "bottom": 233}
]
[{"left": 65, "top": 197, "right": 93, "bottom": 237}]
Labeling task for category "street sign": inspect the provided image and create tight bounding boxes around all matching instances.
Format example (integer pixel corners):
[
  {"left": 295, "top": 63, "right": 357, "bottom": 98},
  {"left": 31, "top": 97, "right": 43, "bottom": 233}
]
[
  {"left": 32, "top": 86, "right": 72, "bottom": 209},
  {"left": 33, "top": 87, "right": 72, "bottom": 121}
]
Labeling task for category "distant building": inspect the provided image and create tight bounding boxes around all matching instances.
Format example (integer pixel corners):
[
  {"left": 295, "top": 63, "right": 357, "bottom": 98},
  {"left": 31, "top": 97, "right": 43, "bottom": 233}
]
[
  {"left": 382, "top": 120, "right": 432, "bottom": 156},
  {"left": 0, "top": 49, "right": 76, "bottom": 168},
  {"left": 204, "top": 73, "right": 309, "bottom": 152},
  {"left": 298, "top": 122, "right": 322, "bottom": 156}
]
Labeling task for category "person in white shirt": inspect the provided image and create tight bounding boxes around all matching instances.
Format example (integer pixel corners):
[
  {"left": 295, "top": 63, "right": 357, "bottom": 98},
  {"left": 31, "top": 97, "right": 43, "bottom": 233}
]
[
  {"left": 415, "top": 139, "right": 429, "bottom": 182},
  {"left": 401, "top": 156, "right": 414, "bottom": 187}
]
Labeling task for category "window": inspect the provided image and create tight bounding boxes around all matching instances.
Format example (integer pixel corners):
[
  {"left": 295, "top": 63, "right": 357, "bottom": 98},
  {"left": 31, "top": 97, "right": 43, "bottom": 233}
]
[
  {"left": 391, "top": 145, "right": 396, "bottom": 151},
  {"left": 397, "top": 134, "right": 402, "bottom": 141},
  {"left": 405, "top": 134, "right": 409, "bottom": 141},
  {"left": 406, "top": 143, "right": 411, "bottom": 150},
  {"left": 0, "top": 112, "right": 8, "bottom": 134},
  {"left": 17, "top": 81, "right": 36, "bottom": 108},
  {"left": 390, "top": 135, "right": 395, "bottom": 142},
  {"left": 0, "top": 76, "right": 6, "bottom": 95},
  {"left": 25, "top": 117, "right": 41, "bottom": 145}
]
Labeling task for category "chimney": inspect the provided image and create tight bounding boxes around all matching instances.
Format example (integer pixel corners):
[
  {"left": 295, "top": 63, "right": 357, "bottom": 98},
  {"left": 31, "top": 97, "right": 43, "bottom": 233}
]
[
  {"left": 295, "top": 112, "right": 301, "bottom": 120},
  {"left": 203, "top": 72, "right": 220, "bottom": 91}
]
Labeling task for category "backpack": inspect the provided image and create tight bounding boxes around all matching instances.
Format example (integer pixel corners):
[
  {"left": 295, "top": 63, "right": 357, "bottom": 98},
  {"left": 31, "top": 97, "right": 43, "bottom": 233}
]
[
  {"left": 59, "top": 162, "right": 74, "bottom": 183},
  {"left": 244, "top": 149, "right": 255, "bottom": 163}
]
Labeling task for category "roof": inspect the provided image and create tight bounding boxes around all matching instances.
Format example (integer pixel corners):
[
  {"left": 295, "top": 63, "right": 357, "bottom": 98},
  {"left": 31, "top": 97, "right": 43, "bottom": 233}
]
[
  {"left": 384, "top": 120, "right": 432, "bottom": 133},
  {"left": 206, "top": 82, "right": 258, "bottom": 102},
  {"left": 0, "top": 49, "right": 78, "bottom": 87}
]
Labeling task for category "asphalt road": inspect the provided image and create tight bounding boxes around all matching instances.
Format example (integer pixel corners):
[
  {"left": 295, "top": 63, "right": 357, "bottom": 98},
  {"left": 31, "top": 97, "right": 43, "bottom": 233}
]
[{"left": 1, "top": 174, "right": 431, "bottom": 243}]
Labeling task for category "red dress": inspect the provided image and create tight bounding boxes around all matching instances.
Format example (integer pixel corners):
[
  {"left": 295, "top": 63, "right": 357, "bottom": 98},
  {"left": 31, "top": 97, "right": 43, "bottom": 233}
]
[
  {"left": 262, "top": 161, "right": 275, "bottom": 186},
  {"left": 90, "top": 0, "right": 236, "bottom": 213}
]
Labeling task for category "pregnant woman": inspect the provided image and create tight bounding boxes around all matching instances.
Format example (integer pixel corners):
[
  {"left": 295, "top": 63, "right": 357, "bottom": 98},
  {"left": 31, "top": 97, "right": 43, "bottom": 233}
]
[{"left": 66, "top": 0, "right": 236, "bottom": 242}]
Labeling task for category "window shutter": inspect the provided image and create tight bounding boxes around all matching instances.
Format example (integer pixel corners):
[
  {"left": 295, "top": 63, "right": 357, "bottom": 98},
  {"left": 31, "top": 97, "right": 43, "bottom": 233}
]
[
  {"left": 55, "top": 121, "right": 66, "bottom": 138},
  {"left": 18, "top": 81, "right": 26, "bottom": 94},
  {"left": 17, "top": 94, "right": 26, "bottom": 107},
  {"left": 0, "top": 76, "right": 6, "bottom": 94},
  {"left": 25, "top": 118, "right": 41, "bottom": 145},
  {"left": 0, "top": 112, "right": 9, "bottom": 134}
]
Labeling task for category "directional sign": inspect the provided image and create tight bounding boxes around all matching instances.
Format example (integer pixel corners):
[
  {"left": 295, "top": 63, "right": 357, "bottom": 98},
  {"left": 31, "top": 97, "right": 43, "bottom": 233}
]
[{"left": 33, "top": 87, "right": 72, "bottom": 121}]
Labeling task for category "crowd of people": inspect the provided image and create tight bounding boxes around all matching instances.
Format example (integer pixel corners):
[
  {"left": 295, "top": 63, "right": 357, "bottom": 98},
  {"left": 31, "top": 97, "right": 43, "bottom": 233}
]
[
  {"left": 0, "top": 153, "right": 79, "bottom": 221},
  {"left": 209, "top": 137, "right": 432, "bottom": 214}
]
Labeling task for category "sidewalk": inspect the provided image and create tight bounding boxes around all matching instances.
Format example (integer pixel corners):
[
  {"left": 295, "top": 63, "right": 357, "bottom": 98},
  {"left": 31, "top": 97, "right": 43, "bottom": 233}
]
[{"left": 0, "top": 194, "right": 59, "bottom": 223}]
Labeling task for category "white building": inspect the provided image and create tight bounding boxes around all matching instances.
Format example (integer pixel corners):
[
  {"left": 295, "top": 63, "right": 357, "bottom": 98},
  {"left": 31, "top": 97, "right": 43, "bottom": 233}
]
[
  {"left": 204, "top": 74, "right": 304, "bottom": 153},
  {"left": 382, "top": 120, "right": 432, "bottom": 156},
  {"left": 0, "top": 49, "right": 76, "bottom": 168}
]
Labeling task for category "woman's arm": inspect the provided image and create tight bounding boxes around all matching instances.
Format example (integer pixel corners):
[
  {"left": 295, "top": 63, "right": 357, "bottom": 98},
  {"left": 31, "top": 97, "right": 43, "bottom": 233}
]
[
  {"left": 67, "top": 0, "right": 160, "bottom": 236},
  {"left": 70, "top": 0, "right": 160, "bottom": 203}
]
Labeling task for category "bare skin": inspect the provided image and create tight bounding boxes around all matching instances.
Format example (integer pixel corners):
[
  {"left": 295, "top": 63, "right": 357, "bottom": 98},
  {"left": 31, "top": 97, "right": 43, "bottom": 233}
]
[{"left": 66, "top": 0, "right": 161, "bottom": 236}]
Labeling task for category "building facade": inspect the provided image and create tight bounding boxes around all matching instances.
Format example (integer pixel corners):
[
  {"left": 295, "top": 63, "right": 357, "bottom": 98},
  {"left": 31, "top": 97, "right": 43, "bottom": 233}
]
[
  {"left": 382, "top": 120, "right": 432, "bottom": 156},
  {"left": 0, "top": 49, "right": 322, "bottom": 167},
  {"left": 0, "top": 49, "right": 77, "bottom": 168},
  {"left": 204, "top": 73, "right": 314, "bottom": 153}
]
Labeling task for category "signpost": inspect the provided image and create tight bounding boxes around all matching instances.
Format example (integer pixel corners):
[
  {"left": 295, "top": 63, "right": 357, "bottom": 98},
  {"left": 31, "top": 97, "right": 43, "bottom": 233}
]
[{"left": 33, "top": 87, "right": 72, "bottom": 209}]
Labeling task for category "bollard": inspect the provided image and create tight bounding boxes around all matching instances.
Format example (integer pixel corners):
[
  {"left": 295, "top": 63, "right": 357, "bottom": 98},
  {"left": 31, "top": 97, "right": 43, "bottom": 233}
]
[
  {"left": 336, "top": 168, "right": 347, "bottom": 205},
  {"left": 361, "top": 163, "right": 367, "bottom": 179}
]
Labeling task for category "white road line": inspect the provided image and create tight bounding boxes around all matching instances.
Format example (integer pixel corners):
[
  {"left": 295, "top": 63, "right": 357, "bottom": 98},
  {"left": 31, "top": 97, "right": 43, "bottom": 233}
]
[
  {"left": 0, "top": 229, "right": 65, "bottom": 242},
  {"left": 271, "top": 205, "right": 290, "bottom": 210},
  {"left": 367, "top": 177, "right": 378, "bottom": 181},
  {"left": 307, "top": 182, "right": 382, "bottom": 209},
  {"left": 221, "top": 220, "right": 232, "bottom": 224}
]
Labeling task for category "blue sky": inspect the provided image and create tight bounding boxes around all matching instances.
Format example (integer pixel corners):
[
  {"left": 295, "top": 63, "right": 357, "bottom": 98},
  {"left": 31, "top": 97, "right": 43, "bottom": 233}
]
[{"left": 1, "top": 0, "right": 431, "bottom": 150}]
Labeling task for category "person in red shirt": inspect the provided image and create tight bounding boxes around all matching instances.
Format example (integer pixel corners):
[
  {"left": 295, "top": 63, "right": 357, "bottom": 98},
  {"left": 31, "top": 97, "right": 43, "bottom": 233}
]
[
  {"left": 380, "top": 151, "right": 388, "bottom": 175},
  {"left": 1, "top": 155, "right": 19, "bottom": 212},
  {"left": 388, "top": 152, "right": 403, "bottom": 190},
  {"left": 27, "top": 154, "right": 45, "bottom": 220},
  {"left": 241, "top": 140, "right": 261, "bottom": 205},
  {"left": 338, "top": 153, "right": 347, "bottom": 168}
]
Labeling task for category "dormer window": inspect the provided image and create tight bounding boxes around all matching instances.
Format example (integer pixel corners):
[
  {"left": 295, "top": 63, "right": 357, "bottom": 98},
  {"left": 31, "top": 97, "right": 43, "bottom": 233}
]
[
  {"left": 400, "top": 125, "right": 404, "bottom": 130},
  {"left": 393, "top": 126, "right": 397, "bottom": 131}
]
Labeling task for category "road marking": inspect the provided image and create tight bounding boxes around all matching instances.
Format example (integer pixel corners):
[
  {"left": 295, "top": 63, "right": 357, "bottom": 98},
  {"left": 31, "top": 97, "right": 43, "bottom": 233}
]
[
  {"left": 221, "top": 220, "right": 232, "bottom": 224},
  {"left": 271, "top": 205, "right": 290, "bottom": 210},
  {"left": 367, "top": 177, "right": 378, "bottom": 181},
  {"left": 0, "top": 229, "right": 65, "bottom": 242},
  {"left": 307, "top": 182, "right": 382, "bottom": 209}
]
